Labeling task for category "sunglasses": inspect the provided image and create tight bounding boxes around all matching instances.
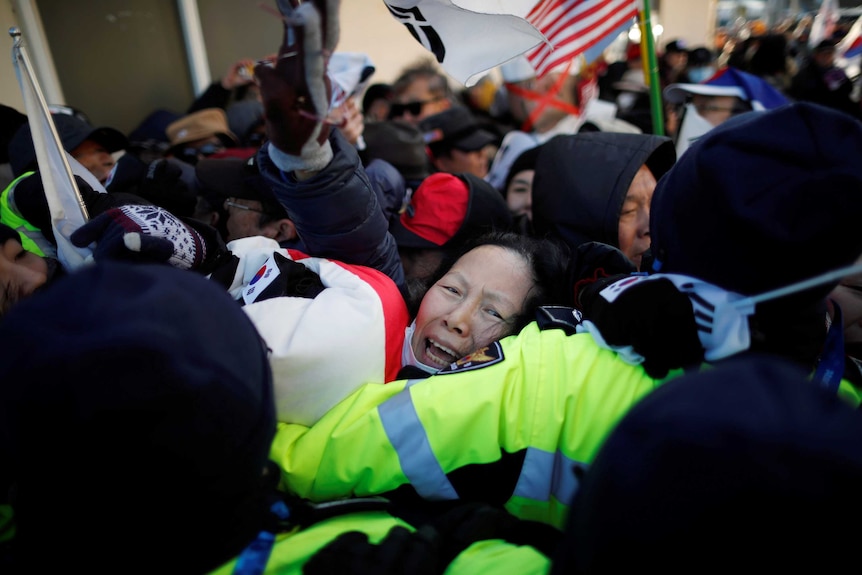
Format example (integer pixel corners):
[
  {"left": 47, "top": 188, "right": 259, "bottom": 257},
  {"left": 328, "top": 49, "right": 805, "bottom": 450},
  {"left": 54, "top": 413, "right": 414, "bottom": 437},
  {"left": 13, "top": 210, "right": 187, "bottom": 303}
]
[
  {"left": 178, "top": 143, "right": 225, "bottom": 164},
  {"left": 389, "top": 98, "right": 442, "bottom": 118}
]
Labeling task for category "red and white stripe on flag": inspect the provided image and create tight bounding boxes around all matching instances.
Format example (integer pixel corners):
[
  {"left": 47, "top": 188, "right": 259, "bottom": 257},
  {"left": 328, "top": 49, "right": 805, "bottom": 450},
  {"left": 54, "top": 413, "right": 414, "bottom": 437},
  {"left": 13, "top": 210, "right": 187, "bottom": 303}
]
[
  {"left": 525, "top": 0, "right": 639, "bottom": 77},
  {"left": 836, "top": 13, "right": 862, "bottom": 59}
]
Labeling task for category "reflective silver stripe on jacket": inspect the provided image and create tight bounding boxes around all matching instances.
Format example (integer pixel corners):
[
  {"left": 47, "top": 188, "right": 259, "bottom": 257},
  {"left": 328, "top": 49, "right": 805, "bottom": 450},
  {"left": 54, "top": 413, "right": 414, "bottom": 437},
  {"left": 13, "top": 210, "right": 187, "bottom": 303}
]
[
  {"left": 378, "top": 380, "right": 459, "bottom": 501},
  {"left": 513, "top": 447, "right": 585, "bottom": 505}
]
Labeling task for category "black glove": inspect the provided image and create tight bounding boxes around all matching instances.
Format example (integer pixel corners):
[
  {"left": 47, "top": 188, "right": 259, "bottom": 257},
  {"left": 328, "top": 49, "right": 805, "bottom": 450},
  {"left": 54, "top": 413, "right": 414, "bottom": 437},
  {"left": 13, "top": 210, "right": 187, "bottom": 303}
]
[
  {"left": 70, "top": 204, "right": 207, "bottom": 270},
  {"left": 135, "top": 159, "right": 197, "bottom": 218},
  {"left": 568, "top": 241, "right": 638, "bottom": 309},
  {"left": 429, "top": 502, "right": 561, "bottom": 564},
  {"left": 303, "top": 525, "right": 439, "bottom": 575},
  {"left": 579, "top": 276, "right": 704, "bottom": 379}
]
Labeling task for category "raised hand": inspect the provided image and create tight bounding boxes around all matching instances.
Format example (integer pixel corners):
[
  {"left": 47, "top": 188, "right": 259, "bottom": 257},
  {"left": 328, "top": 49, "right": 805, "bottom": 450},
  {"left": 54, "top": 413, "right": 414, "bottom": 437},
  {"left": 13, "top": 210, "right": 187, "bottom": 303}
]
[
  {"left": 255, "top": 0, "right": 341, "bottom": 171},
  {"left": 221, "top": 58, "right": 257, "bottom": 90}
]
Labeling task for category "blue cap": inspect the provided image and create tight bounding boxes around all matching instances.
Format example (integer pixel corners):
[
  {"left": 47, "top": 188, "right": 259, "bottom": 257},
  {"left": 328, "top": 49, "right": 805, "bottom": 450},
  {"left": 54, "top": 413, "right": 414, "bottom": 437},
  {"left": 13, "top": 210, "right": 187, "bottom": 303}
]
[{"left": 8, "top": 112, "right": 129, "bottom": 176}]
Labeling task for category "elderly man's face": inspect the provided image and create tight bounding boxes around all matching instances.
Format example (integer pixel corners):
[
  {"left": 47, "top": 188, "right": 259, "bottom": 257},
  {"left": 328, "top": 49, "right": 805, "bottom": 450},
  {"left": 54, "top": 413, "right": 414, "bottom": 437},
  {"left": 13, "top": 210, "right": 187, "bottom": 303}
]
[
  {"left": 692, "top": 95, "right": 743, "bottom": 127},
  {"left": 618, "top": 164, "right": 656, "bottom": 271},
  {"left": 71, "top": 139, "right": 115, "bottom": 183}
]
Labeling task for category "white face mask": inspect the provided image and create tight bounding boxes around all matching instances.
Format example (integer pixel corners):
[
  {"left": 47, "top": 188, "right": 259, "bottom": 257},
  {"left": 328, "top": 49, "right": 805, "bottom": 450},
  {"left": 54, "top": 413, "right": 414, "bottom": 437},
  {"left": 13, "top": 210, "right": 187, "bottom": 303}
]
[
  {"left": 616, "top": 91, "right": 638, "bottom": 113},
  {"left": 402, "top": 320, "right": 440, "bottom": 375},
  {"left": 674, "top": 103, "right": 716, "bottom": 158}
]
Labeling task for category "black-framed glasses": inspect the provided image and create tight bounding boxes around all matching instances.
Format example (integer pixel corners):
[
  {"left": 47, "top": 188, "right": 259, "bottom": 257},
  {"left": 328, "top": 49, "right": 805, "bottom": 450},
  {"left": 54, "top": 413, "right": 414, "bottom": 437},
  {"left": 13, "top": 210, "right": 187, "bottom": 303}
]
[
  {"left": 389, "top": 98, "right": 442, "bottom": 118},
  {"left": 224, "top": 199, "right": 265, "bottom": 213}
]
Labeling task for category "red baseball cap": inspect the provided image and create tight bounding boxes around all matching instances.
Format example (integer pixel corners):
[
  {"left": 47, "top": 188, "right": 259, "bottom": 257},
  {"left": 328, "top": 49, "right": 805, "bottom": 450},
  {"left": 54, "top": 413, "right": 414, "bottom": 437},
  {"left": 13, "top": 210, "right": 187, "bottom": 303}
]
[{"left": 389, "top": 172, "right": 513, "bottom": 249}]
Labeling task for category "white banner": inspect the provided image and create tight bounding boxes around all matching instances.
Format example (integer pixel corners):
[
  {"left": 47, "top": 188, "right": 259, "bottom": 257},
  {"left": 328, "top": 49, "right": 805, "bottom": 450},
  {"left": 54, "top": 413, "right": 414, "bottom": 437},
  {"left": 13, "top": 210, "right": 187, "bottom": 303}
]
[
  {"left": 383, "top": 0, "right": 545, "bottom": 85},
  {"left": 12, "top": 30, "right": 95, "bottom": 270}
]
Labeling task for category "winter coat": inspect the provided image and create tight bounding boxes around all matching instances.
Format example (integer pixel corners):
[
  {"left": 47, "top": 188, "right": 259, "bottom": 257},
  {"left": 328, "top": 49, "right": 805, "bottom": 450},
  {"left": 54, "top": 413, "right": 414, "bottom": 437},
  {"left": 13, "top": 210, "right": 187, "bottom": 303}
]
[
  {"left": 257, "top": 130, "right": 406, "bottom": 293},
  {"left": 270, "top": 318, "right": 661, "bottom": 530},
  {"left": 212, "top": 236, "right": 409, "bottom": 426},
  {"left": 531, "top": 131, "right": 674, "bottom": 253}
]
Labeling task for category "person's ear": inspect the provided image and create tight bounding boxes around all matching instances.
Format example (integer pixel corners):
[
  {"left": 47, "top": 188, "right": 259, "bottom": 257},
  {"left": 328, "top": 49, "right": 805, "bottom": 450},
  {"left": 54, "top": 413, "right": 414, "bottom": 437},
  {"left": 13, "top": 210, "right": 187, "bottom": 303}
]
[
  {"left": 273, "top": 218, "right": 297, "bottom": 242},
  {"left": 205, "top": 211, "right": 220, "bottom": 227},
  {"left": 431, "top": 151, "right": 455, "bottom": 173}
]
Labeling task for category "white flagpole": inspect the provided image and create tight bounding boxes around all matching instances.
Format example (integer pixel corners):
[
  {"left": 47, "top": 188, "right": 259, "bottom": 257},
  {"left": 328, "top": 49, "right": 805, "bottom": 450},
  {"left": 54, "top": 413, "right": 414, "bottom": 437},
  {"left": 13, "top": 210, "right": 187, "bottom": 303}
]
[{"left": 10, "top": 26, "right": 92, "bottom": 270}]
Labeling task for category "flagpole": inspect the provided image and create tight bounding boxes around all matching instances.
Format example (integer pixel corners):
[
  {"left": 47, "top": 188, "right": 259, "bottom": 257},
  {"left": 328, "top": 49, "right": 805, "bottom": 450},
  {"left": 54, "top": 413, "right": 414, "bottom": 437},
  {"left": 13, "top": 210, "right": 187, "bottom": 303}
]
[
  {"left": 637, "top": 1, "right": 664, "bottom": 136},
  {"left": 10, "top": 27, "right": 89, "bottom": 221}
]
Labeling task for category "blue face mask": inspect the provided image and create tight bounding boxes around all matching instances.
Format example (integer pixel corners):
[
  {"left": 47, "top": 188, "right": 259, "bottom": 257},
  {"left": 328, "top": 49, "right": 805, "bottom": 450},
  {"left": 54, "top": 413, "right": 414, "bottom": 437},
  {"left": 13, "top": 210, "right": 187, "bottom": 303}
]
[{"left": 687, "top": 66, "right": 714, "bottom": 84}]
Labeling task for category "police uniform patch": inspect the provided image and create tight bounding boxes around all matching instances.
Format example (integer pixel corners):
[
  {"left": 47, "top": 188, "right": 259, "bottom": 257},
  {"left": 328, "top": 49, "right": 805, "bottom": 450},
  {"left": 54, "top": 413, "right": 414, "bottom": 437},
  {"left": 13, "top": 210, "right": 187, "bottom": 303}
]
[{"left": 436, "top": 341, "right": 504, "bottom": 374}]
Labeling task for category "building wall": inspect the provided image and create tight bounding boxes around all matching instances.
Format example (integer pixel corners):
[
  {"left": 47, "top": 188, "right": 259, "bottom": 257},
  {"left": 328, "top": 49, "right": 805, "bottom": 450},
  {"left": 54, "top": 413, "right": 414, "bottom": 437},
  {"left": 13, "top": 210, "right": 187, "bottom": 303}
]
[
  {"left": 656, "top": 0, "right": 718, "bottom": 52},
  {"left": 2, "top": 1, "right": 27, "bottom": 111},
  {"left": 198, "top": 0, "right": 437, "bottom": 86},
  {"left": 2, "top": 0, "right": 726, "bottom": 132},
  {"left": 2, "top": 0, "right": 439, "bottom": 132},
  {"left": 38, "top": 0, "right": 195, "bottom": 134}
]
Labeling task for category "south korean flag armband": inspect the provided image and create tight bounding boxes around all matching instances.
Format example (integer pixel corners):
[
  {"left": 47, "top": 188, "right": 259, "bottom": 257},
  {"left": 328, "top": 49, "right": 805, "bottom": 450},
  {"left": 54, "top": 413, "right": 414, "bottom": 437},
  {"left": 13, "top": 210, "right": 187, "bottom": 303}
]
[{"left": 242, "top": 252, "right": 325, "bottom": 305}]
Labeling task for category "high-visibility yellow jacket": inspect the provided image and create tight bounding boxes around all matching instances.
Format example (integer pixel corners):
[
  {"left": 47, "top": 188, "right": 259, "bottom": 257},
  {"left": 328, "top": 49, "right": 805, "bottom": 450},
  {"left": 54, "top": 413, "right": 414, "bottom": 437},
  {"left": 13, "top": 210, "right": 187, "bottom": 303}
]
[
  {"left": 0, "top": 172, "right": 52, "bottom": 257},
  {"left": 208, "top": 511, "right": 550, "bottom": 575},
  {"left": 271, "top": 322, "right": 661, "bottom": 530}
]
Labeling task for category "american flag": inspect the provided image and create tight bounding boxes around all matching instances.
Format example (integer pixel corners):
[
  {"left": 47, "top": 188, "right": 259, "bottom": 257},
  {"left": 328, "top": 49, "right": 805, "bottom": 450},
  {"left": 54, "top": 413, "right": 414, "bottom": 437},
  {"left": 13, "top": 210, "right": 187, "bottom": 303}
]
[{"left": 525, "top": 0, "right": 639, "bottom": 77}]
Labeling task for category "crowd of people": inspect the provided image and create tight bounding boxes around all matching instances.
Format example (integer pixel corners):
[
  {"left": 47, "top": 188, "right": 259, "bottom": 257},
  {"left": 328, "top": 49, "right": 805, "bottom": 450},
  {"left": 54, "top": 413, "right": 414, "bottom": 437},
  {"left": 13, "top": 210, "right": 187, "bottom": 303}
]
[{"left": 2, "top": 2, "right": 862, "bottom": 573}]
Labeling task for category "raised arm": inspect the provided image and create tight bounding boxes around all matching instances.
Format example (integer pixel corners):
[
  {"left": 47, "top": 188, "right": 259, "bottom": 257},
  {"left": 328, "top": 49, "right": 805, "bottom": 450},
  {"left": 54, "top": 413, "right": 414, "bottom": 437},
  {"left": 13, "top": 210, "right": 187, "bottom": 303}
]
[{"left": 254, "top": 0, "right": 405, "bottom": 290}]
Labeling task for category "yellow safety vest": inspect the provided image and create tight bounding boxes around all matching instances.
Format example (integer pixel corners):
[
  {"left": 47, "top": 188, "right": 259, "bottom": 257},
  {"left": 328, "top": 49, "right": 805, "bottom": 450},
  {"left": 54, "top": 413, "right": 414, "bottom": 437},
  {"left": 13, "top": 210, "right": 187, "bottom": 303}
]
[
  {"left": 271, "top": 324, "right": 661, "bottom": 530},
  {"left": 0, "top": 172, "right": 52, "bottom": 257}
]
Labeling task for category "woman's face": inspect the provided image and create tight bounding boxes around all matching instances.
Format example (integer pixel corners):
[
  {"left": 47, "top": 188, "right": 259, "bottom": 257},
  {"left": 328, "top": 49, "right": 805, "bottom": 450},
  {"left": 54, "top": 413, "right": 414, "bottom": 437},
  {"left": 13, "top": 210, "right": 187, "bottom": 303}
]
[
  {"left": 505, "top": 169, "right": 534, "bottom": 220},
  {"left": 0, "top": 239, "right": 48, "bottom": 316},
  {"left": 411, "top": 244, "right": 534, "bottom": 369}
]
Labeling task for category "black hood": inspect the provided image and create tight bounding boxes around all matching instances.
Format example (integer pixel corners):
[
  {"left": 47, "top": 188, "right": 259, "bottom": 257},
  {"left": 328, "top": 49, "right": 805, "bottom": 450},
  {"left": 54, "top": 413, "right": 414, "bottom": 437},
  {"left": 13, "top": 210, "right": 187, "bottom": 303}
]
[{"left": 531, "top": 132, "right": 675, "bottom": 251}]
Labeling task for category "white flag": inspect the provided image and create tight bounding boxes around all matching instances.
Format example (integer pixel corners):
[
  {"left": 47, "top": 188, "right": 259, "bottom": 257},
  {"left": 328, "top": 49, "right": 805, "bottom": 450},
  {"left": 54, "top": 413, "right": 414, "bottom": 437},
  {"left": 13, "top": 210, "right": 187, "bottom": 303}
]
[
  {"left": 12, "top": 31, "right": 95, "bottom": 270},
  {"left": 383, "top": 0, "right": 545, "bottom": 85},
  {"left": 809, "top": 0, "right": 839, "bottom": 48},
  {"left": 836, "top": 13, "right": 862, "bottom": 59}
]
